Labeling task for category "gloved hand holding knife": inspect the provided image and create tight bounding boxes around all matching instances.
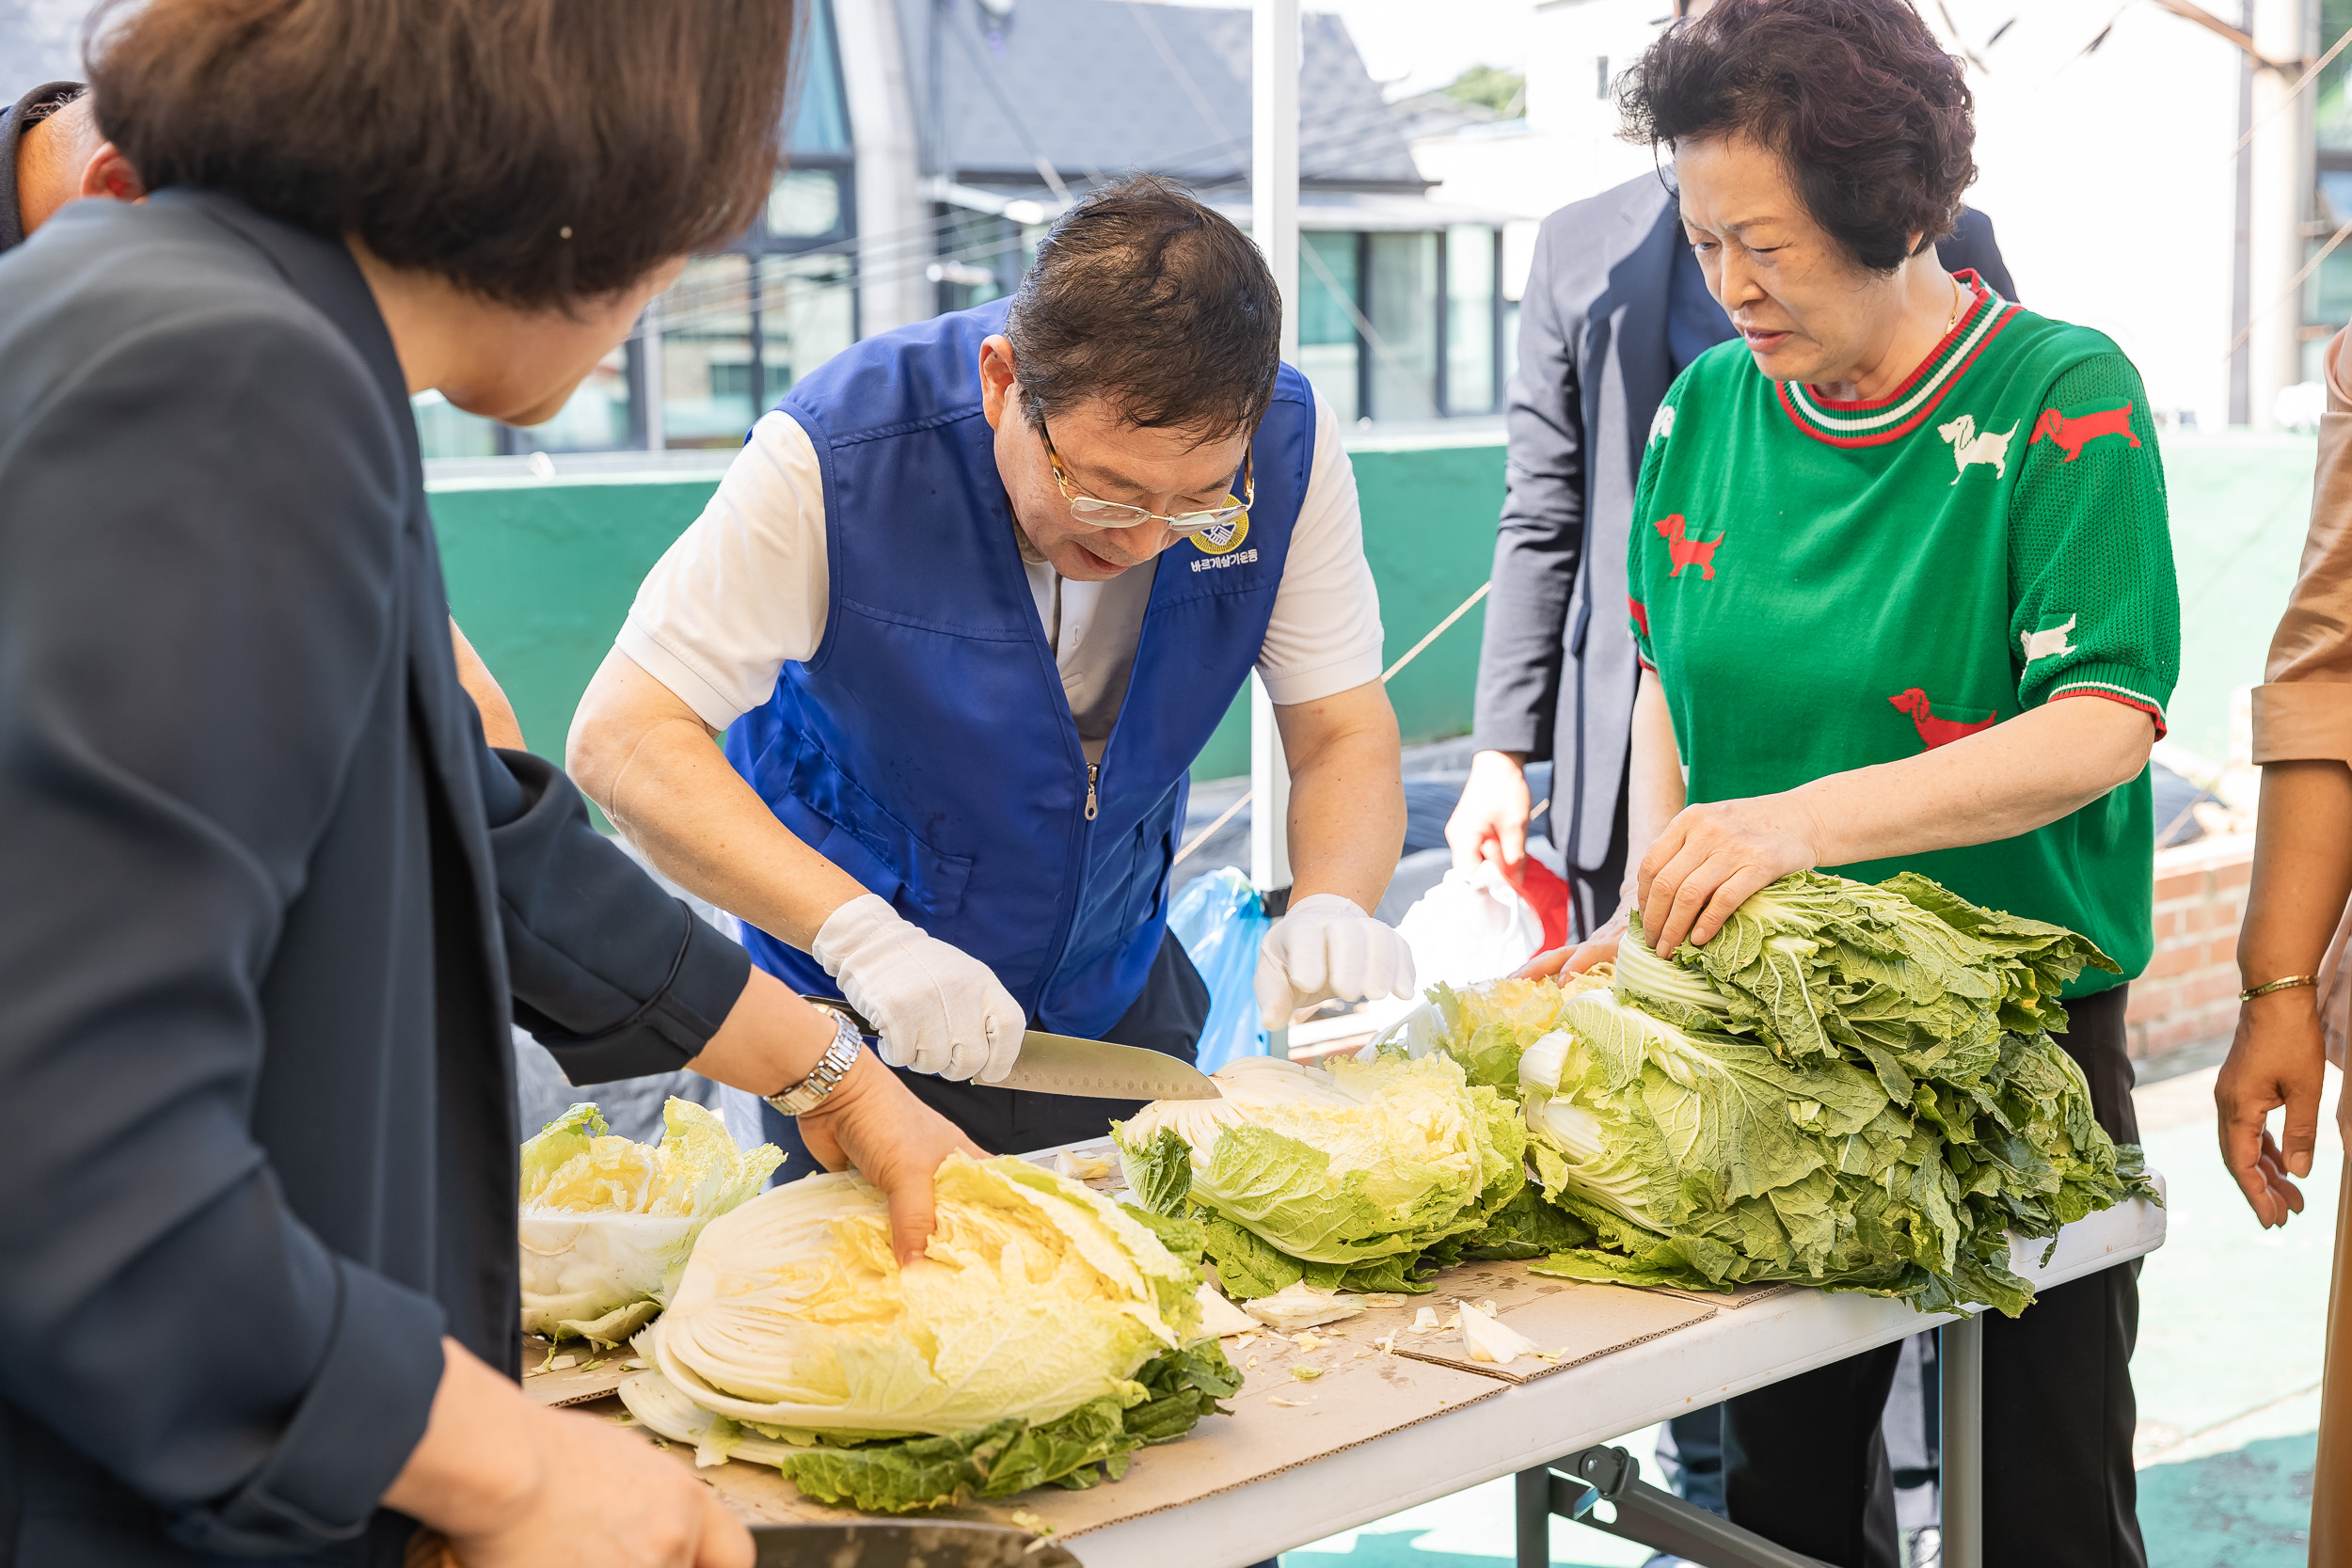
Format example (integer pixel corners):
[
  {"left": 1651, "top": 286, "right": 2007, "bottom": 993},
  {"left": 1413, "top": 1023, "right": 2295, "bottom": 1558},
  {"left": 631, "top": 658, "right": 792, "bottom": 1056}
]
[{"left": 812, "top": 893, "right": 1027, "bottom": 1084}]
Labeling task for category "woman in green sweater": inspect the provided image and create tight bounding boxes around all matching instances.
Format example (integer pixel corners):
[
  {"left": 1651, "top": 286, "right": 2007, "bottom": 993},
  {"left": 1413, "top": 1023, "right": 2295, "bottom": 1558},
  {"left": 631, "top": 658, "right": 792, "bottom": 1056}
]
[{"left": 1534, "top": 2, "right": 2177, "bottom": 1564}]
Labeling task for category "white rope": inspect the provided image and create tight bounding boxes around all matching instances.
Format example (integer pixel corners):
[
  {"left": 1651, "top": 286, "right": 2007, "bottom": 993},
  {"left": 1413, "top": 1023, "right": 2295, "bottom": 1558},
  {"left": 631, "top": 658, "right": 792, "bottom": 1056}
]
[{"left": 1170, "top": 578, "right": 1494, "bottom": 867}]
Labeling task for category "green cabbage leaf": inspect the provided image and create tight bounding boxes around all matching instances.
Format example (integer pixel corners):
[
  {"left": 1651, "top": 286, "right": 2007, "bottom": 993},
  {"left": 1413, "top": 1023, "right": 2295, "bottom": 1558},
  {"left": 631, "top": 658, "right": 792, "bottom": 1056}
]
[{"left": 1115, "top": 1053, "right": 1526, "bottom": 1298}]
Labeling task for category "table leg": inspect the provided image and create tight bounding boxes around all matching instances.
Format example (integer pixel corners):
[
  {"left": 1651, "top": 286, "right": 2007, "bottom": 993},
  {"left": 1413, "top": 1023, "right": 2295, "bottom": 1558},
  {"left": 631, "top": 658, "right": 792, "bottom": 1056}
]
[
  {"left": 1516, "top": 1465, "right": 1550, "bottom": 1568},
  {"left": 1939, "top": 1313, "right": 1982, "bottom": 1568}
]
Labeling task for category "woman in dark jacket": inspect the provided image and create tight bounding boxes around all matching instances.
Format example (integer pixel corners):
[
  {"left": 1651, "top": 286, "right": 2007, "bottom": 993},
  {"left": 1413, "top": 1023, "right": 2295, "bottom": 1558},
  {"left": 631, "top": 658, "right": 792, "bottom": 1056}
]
[{"left": 0, "top": 3, "right": 975, "bottom": 1564}]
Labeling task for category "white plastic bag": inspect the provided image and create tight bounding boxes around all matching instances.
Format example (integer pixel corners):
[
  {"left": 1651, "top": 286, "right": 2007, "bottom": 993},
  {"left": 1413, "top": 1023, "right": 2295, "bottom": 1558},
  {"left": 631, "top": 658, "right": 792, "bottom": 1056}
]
[{"left": 1358, "top": 863, "right": 1543, "bottom": 1036}]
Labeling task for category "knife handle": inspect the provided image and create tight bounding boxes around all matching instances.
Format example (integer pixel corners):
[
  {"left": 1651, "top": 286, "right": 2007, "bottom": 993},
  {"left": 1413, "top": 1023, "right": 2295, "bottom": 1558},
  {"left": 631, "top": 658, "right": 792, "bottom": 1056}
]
[
  {"left": 405, "top": 1530, "right": 461, "bottom": 1568},
  {"left": 799, "top": 994, "right": 879, "bottom": 1037}
]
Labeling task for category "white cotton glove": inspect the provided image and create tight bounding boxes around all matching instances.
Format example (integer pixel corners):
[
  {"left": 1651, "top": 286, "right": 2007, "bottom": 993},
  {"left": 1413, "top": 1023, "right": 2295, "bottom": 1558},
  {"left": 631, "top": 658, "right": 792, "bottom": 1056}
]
[
  {"left": 810, "top": 894, "right": 1025, "bottom": 1084},
  {"left": 1255, "top": 893, "right": 1418, "bottom": 1030}
]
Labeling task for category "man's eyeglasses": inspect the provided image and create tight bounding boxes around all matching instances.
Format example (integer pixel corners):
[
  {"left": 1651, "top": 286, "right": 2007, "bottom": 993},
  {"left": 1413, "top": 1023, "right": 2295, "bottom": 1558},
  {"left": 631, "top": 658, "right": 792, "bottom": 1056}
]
[{"left": 1039, "top": 417, "right": 1252, "bottom": 535}]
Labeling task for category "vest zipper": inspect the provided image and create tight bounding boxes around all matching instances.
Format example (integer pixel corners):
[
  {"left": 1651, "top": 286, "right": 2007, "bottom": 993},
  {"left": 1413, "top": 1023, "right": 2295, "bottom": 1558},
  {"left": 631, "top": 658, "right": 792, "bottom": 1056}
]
[{"left": 1085, "top": 763, "right": 1100, "bottom": 821}]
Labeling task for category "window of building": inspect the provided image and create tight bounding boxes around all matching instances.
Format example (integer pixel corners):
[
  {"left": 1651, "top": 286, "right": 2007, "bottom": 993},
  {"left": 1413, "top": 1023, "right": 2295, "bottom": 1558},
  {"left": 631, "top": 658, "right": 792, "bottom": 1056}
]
[
  {"left": 661, "top": 255, "right": 757, "bottom": 446},
  {"left": 1446, "top": 227, "right": 1499, "bottom": 417},
  {"left": 1298, "top": 231, "right": 1362, "bottom": 423},
  {"left": 1294, "top": 227, "right": 1508, "bottom": 425},
  {"left": 1368, "top": 231, "right": 1440, "bottom": 420}
]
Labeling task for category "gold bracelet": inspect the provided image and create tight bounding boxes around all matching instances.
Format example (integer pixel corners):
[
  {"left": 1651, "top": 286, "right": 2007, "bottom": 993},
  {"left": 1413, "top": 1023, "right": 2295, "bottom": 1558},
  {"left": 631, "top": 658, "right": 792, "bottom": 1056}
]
[{"left": 2240, "top": 974, "right": 2320, "bottom": 1002}]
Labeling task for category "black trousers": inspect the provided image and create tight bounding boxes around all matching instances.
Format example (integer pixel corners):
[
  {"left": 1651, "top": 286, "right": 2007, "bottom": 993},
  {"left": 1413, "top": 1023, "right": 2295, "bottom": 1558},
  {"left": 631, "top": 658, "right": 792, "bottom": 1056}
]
[
  {"left": 1565, "top": 781, "right": 1631, "bottom": 942},
  {"left": 759, "top": 929, "right": 1211, "bottom": 1177},
  {"left": 1721, "top": 986, "right": 2146, "bottom": 1568}
]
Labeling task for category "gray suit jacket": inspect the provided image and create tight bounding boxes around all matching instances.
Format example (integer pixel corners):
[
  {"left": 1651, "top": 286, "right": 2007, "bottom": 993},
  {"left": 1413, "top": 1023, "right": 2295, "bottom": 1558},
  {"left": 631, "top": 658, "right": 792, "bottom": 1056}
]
[
  {"left": 0, "top": 190, "right": 752, "bottom": 1564},
  {"left": 1471, "top": 174, "right": 2013, "bottom": 876}
]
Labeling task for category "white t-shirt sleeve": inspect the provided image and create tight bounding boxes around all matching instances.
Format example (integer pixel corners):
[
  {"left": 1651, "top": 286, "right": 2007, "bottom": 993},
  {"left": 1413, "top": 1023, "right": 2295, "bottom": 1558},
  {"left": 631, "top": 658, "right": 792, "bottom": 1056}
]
[
  {"left": 1257, "top": 390, "right": 1386, "bottom": 705},
  {"left": 616, "top": 411, "right": 831, "bottom": 732}
]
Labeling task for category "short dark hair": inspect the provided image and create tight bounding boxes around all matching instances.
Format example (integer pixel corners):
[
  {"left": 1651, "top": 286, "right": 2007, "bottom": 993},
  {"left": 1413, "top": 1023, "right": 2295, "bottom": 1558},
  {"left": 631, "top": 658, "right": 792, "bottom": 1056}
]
[
  {"left": 85, "top": 0, "right": 797, "bottom": 309},
  {"left": 1006, "top": 175, "right": 1280, "bottom": 442},
  {"left": 1620, "top": 0, "right": 1976, "bottom": 273}
]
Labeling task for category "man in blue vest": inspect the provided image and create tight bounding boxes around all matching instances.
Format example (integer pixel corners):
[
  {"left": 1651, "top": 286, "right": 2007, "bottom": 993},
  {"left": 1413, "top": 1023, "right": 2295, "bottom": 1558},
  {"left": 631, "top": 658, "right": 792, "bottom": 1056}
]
[{"left": 570, "top": 176, "right": 1413, "bottom": 1167}]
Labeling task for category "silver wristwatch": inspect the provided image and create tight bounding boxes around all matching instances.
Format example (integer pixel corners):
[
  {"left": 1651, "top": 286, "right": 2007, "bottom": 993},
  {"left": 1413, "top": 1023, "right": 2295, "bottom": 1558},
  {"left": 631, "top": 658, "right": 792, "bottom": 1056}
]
[{"left": 765, "top": 1004, "right": 863, "bottom": 1116}]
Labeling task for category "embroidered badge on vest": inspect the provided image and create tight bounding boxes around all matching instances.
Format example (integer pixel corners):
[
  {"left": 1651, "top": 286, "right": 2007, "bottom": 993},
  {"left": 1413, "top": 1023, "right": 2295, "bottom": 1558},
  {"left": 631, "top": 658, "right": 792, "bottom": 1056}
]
[
  {"left": 2028, "top": 403, "right": 2139, "bottom": 462},
  {"left": 1936, "top": 414, "right": 2018, "bottom": 483},
  {"left": 1655, "top": 514, "right": 1722, "bottom": 579},
  {"left": 1888, "top": 689, "right": 1995, "bottom": 749},
  {"left": 1185, "top": 511, "right": 1258, "bottom": 573},
  {"left": 1192, "top": 513, "right": 1250, "bottom": 555}
]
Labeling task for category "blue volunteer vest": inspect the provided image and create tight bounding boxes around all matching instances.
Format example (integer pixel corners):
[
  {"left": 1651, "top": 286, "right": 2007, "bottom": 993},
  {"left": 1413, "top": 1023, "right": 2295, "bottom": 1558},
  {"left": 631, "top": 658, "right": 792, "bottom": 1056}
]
[{"left": 723, "top": 300, "right": 1315, "bottom": 1039}]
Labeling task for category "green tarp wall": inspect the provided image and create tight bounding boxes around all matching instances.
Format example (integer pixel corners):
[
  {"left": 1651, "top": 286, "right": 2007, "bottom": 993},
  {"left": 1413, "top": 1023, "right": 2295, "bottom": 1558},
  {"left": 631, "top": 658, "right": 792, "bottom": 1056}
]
[{"left": 431, "top": 430, "right": 2314, "bottom": 784}]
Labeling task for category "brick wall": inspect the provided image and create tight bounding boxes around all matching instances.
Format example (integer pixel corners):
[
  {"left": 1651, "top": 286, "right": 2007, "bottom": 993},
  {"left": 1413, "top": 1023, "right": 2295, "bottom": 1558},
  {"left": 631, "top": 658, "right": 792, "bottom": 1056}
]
[{"left": 2126, "top": 832, "right": 2254, "bottom": 1060}]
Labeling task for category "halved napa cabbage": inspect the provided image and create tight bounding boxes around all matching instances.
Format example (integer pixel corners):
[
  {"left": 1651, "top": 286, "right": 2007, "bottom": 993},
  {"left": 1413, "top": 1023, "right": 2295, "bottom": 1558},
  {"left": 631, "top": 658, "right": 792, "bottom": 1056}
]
[
  {"left": 1116, "top": 1053, "right": 1525, "bottom": 1299},
  {"left": 641, "top": 1152, "right": 1200, "bottom": 1439},
  {"left": 517, "top": 1100, "right": 781, "bottom": 1345}
]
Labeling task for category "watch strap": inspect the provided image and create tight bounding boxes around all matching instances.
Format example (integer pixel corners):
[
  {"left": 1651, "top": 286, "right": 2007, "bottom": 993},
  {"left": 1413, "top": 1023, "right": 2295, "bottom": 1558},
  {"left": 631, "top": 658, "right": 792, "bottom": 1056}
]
[{"left": 765, "top": 1007, "right": 863, "bottom": 1116}]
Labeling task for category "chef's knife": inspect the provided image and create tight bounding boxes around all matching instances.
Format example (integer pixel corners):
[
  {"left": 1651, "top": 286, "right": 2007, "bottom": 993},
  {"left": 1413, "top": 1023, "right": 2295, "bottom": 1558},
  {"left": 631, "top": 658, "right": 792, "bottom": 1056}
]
[{"left": 801, "top": 997, "right": 1221, "bottom": 1101}]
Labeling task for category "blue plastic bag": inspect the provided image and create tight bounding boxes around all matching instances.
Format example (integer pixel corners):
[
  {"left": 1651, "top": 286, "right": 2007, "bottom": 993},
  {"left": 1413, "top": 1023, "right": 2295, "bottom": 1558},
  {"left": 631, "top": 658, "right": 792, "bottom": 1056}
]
[{"left": 1168, "top": 865, "right": 1272, "bottom": 1074}]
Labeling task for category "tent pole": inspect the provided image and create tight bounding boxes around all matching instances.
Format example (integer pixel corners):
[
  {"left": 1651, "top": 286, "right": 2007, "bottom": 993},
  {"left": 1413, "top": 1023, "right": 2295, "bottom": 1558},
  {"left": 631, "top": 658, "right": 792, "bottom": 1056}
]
[{"left": 1248, "top": 0, "right": 1300, "bottom": 938}]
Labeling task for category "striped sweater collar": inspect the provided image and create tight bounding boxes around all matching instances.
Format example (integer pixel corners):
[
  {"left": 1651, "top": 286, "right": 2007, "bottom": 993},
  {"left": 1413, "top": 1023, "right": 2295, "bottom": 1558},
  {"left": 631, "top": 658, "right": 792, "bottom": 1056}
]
[{"left": 1774, "top": 272, "right": 2020, "bottom": 448}]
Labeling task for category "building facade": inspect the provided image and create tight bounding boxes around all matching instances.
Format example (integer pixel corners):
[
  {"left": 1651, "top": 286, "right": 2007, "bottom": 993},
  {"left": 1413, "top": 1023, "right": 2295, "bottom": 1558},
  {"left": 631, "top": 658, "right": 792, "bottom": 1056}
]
[{"left": 420, "top": 0, "right": 1528, "bottom": 458}]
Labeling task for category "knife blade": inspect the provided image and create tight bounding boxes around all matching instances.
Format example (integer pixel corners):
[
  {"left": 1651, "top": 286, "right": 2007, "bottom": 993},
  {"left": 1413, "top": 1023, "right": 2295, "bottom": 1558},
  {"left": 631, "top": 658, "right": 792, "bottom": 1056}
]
[
  {"left": 994, "top": 1030, "right": 1223, "bottom": 1101},
  {"left": 800, "top": 996, "right": 1221, "bottom": 1101}
]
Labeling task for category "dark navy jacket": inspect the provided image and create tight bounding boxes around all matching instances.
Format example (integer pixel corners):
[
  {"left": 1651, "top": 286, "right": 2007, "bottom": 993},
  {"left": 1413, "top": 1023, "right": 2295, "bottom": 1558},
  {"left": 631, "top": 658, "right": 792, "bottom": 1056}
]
[
  {"left": 0, "top": 191, "right": 750, "bottom": 1564},
  {"left": 724, "top": 301, "right": 1315, "bottom": 1039}
]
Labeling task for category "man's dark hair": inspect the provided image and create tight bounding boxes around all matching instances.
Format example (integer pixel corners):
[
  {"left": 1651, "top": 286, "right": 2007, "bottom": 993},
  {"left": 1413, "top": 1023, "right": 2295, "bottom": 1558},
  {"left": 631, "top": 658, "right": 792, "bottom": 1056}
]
[
  {"left": 1006, "top": 175, "right": 1281, "bottom": 441},
  {"left": 1620, "top": 0, "right": 1976, "bottom": 273},
  {"left": 84, "top": 0, "right": 796, "bottom": 309}
]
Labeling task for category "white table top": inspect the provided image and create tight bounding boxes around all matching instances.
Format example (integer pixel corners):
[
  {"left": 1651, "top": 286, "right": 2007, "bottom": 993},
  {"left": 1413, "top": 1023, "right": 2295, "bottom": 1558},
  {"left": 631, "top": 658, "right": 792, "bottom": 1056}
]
[{"left": 1066, "top": 1180, "right": 2169, "bottom": 1568}]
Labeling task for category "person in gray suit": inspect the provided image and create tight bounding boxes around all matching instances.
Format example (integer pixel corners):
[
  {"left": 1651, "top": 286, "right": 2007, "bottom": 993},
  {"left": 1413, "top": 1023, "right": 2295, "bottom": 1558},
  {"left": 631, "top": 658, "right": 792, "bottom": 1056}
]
[{"left": 1445, "top": 9, "right": 2015, "bottom": 1542}]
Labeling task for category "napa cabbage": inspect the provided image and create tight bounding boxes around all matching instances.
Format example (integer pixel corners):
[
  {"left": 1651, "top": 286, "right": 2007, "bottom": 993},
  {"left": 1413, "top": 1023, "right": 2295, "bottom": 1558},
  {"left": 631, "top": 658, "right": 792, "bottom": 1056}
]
[
  {"left": 1115, "top": 1053, "right": 1526, "bottom": 1298},
  {"left": 620, "top": 1153, "right": 1237, "bottom": 1511},
  {"left": 1405, "top": 875, "right": 2152, "bottom": 1316},
  {"left": 517, "top": 1100, "right": 782, "bottom": 1345}
]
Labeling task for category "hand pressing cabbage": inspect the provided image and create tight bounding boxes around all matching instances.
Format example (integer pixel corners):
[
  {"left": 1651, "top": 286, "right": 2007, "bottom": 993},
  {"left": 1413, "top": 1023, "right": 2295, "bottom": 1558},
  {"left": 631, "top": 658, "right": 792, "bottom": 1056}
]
[
  {"left": 620, "top": 1154, "right": 1237, "bottom": 1512},
  {"left": 1115, "top": 1053, "right": 1527, "bottom": 1299},
  {"left": 518, "top": 1099, "right": 781, "bottom": 1345}
]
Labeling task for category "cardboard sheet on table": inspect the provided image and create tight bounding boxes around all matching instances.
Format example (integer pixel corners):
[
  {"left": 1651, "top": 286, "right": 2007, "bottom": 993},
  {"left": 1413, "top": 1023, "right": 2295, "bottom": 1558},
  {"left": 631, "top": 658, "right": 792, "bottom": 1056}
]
[
  {"left": 1636, "top": 1280, "right": 1793, "bottom": 1309},
  {"left": 1359, "top": 1262, "right": 1716, "bottom": 1386},
  {"left": 654, "top": 1328, "right": 1503, "bottom": 1540},
  {"left": 519, "top": 1334, "right": 641, "bottom": 1407}
]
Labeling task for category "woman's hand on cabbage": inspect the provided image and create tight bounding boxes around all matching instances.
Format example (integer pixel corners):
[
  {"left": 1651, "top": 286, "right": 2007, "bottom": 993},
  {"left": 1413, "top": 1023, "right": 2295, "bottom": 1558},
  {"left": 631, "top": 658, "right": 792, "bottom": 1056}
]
[
  {"left": 1518, "top": 904, "right": 1629, "bottom": 981},
  {"left": 1636, "top": 798, "right": 1822, "bottom": 958},
  {"left": 798, "top": 1048, "right": 987, "bottom": 1264}
]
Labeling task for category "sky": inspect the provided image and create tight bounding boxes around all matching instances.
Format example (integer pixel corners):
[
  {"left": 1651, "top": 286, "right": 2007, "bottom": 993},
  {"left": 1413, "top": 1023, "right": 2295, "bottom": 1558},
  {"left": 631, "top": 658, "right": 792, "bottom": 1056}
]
[
  {"left": 1310, "top": 0, "right": 1537, "bottom": 96},
  {"left": 1163, "top": 0, "right": 1542, "bottom": 100}
]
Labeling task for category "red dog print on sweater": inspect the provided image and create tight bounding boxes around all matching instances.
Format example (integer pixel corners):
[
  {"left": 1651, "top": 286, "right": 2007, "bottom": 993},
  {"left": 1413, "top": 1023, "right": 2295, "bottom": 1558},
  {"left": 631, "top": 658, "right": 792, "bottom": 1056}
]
[
  {"left": 1655, "top": 515, "right": 1722, "bottom": 579},
  {"left": 1889, "top": 689, "right": 1994, "bottom": 749},
  {"left": 2027, "top": 403, "right": 2139, "bottom": 463}
]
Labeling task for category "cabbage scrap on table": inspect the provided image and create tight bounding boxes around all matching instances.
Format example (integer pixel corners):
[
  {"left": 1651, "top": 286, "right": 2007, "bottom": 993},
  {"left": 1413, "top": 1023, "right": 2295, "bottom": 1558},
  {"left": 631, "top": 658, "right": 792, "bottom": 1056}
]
[
  {"left": 1113, "top": 1053, "right": 1537, "bottom": 1300},
  {"left": 619, "top": 1153, "right": 1240, "bottom": 1513},
  {"left": 518, "top": 1100, "right": 781, "bottom": 1346},
  {"left": 1411, "top": 872, "right": 2154, "bottom": 1317}
]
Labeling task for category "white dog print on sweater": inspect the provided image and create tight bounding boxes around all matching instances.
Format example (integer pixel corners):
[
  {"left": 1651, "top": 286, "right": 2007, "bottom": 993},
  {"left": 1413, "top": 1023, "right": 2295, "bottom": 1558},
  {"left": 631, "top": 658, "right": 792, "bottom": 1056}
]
[
  {"left": 1937, "top": 414, "right": 2018, "bottom": 483},
  {"left": 2021, "top": 614, "right": 2078, "bottom": 664}
]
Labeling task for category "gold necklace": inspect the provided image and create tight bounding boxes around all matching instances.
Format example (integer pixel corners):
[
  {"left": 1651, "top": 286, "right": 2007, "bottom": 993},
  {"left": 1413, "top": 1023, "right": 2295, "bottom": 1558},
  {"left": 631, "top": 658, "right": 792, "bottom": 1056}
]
[{"left": 1945, "top": 277, "right": 1964, "bottom": 335}]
